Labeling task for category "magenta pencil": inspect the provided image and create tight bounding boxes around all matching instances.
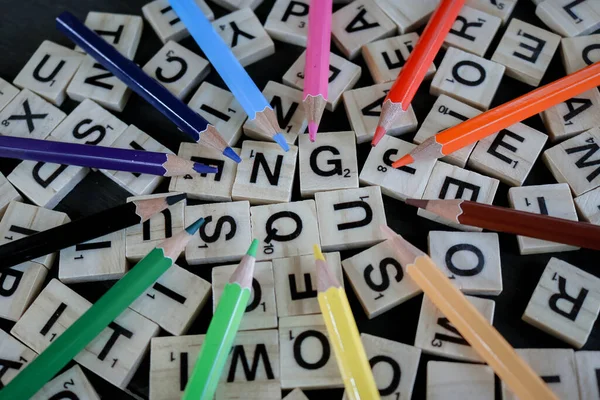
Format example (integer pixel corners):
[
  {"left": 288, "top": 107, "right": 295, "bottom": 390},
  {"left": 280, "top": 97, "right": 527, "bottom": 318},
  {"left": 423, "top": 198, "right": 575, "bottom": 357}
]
[{"left": 303, "top": 0, "right": 332, "bottom": 142}]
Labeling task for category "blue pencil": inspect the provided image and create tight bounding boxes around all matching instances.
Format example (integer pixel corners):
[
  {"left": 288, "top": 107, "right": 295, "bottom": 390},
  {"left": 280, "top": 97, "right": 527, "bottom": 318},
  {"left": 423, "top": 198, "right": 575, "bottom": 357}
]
[
  {"left": 168, "top": 0, "right": 289, "bottom": 152},
  {"left": 56, "top": 12, "right": 241, "bottom": 163}
]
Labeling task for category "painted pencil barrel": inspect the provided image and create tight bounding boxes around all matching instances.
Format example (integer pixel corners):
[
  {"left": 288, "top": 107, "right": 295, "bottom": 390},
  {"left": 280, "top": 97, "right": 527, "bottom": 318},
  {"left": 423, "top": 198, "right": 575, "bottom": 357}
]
[{"left": 304, "top": 0, "right": 332, "bottom": 98}]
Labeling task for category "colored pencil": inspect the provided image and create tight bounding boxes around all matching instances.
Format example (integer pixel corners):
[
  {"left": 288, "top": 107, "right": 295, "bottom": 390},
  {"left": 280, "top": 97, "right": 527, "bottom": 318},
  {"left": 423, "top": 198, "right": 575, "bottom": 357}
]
[
  {"left": 406, "top": 199, "right": 600, "bottom": 251},
  {"left": 313, "top": 244, "right": 379, "bottom": 400},
  {"left": 168, "top": 0, "right": 289, "bottom": 152},
  {"left": 372, "top": 0, "right": 465, "bottom": 146},
  {"left": 303, "top": 0, "right": 332, "bottom": 142},
  {"left": 381, "top": 226, "right": 558, "bottom": 400},
  {"left": 0, "top": 136, "right": 217, "bottom": 176},
  {"left": 55, "top": 12, "right": 241, "bottom": 164},
  {"left": 182, "top": 239, "right": 257, "bottom": 400},
  {"left": 393, "top": 61, "right": 600, "bottom": 168},
  {"left": 0, "top": 193, "right": 187, "bottom": 269},
  {"left": 0, "top": 218, "right": 205, "bottom": 400}
]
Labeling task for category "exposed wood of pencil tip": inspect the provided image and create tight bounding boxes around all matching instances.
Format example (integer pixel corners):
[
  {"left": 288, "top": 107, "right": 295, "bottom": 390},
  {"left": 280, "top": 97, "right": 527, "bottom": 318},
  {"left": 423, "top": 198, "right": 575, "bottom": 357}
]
[
  {"left": 392, "top": 135, "right": 444, "bottom": 168},
  {"left": 229, "top": 255, "right": 255, "bottom": 289},
  {"left": 253, "top": 107, "right": 283, "bottom": 138},
  {"left": 133, "top": 194, "right": 186, "bottom": 222},
  {"left": 158, "top": 228, "right": 195, "bottom": 261},
  {"left": 377, "top": 99, "right": 405, "bottom": 133},
  {"left": 405, "top": 198, "right": 464, "bottom": 223},
  {"left": 198, "top": 124, "right": 230, "bottom": 153},
  {"left": 380, "top": 225, "right": 426, "bottom": 267},
  {"left": 302, "top": 94, "right": 327, "bottom": 126},
  {"left": 315, "top": 258, "right": 341, "bottom": 292},
  {"left": 162, "top": 154, "right": 201, "bottom": 177}
]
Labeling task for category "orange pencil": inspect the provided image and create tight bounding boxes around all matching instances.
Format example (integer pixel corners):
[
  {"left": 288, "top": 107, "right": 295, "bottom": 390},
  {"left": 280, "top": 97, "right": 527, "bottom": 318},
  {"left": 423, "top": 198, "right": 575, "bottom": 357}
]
[
  {"left": 393, "top": 61, "right": 600, "bottom": 168},
  {"left": 372, "top": 0, "right": 465, "bottom": 146}
]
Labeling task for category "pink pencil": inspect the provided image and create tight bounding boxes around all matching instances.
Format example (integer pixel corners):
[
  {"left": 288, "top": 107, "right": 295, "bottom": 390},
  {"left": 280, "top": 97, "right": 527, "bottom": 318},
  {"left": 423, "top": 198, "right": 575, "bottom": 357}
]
[{"left": 303, "top": 0, "right": 332, "bottom": 142}]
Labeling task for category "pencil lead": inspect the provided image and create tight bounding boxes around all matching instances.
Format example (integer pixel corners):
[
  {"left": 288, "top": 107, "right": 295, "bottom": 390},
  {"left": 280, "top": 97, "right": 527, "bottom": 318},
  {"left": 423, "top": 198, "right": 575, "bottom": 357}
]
[
  {"left": 371, "top": 125, "right": 386, "bottom": 146},
  {"left": 308, "top": 121, "right": 318, "bottom": 142},
  {"left": 392, "top": 154, "right": 414, "bottom": 169},
  {"left": 193, "top": 162, "right": 219, "bottom": 174},
  {"left": 406, "top": 199, "right": 429, "bottom": 209},
  {"left": 246, "top": 239, "right": 259, "bottom": 257},
  {"left": 185, "top": 217, "right": 205, "bottom": 235},
  {"left": 223, "top": 147, "right": 241, "bottom": 163},
  {"left": 313, "top": 244, "right": 325, "bottom": 261},
  {"left": 273, "top": 133, "right": 290, "bottom": 152},
  {"left": 166, "top": 193, "right": 187, "bottom": 205}
]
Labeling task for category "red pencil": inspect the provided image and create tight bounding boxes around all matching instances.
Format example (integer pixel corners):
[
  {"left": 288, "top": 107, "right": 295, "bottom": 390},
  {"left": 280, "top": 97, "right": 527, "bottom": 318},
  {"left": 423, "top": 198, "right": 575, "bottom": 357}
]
[{"left": 372, "top": 0, "right": 465, "bottom": 146}]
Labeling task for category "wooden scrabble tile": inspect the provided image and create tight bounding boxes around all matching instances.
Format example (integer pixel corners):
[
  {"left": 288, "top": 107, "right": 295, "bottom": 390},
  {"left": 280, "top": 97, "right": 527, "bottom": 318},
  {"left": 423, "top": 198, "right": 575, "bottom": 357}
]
[
  {"left": 187, "top": 82, "right": 246, "bottom": 146},
  {"left": 522, "top": 258, "right": 600, "bottom": 348},
  {"left": 142, "top": 41, "right": 210, "bottom": 100},
  {"left": 343, "top": 81, "right": 418, "bottom": 144},
  {"left": 428, "top": 231, "right": 502, "bottom": 295},
  {"left": 541, "top": 88, "right": 600, "bottom": 142},
  {"left": 468, "top": 122, "right": 548, "bottom": 186},
  {"left": 66, "top": 55, "right": 132, "bottom": 112},
  {"left": 508, "top": 183, "right": 579, "bottom": 254},
  {"left": 130, "top": 263, "right": 211, "bottom": 335},
  {"left": 466, "top": 0, "right": 518, "bottom": 24},
  {"left": 373, "top": 0, "right": 439, "bottom": 33},
  {"left": 11, "top": 279, "right": 160, "bottom": 388},
  {"left": 59, "top": 230, "right": 127, "bottom": 283},
  {"left": 575, "top": 351, "right": 600, "bottom": 400},
  {"left": 125, "top": 192, "right": 185, "bottom": 261},
  {"left": 413, "top": 95, "right": 482, "bottom": 167},
  {"left": 536, "top": 0, "right": 600, "bottom": 37},
  {"left": 0, "top": 329, "right": 37, "bottom": 388},
  {"left": 150, "top": 334, "right": 204, "bottom": 400},
  {"left": 299, "top": 131, "right": 358, "bottom": 197},
  {"left": 418, "top": 162, "right": 500, "bottom": 231},
  {"left": 13, "top": 41, "right": 83, "bottom": 106},
  {"left": 273, "top": 252, "right": 342, "bottom": 317},
  {"left": 0, "top": 201, "right": 70, "bottom": 268},
  {"left": 7, "top": 159, "right": 88, "bottom": 209},
  {"left": 250, "top": 200, "right": 321, "bottom": 261},
  {"left": 315, "top": 186, "right": 387, "bottom": 251},
  {"left": 362, "top": 33, "right": 437, "bottom": 84},
  {"left": 142, "top": 0, "right": 214, "bottom": 44},
  {"left": 211, "top": 0, "right": 263, "bottom": 11},
  {"left": 360, "top": 136, "right": 437, "bottom": 202},
  {"left": 212, "top": 261, "right": 277, "bottom": 331},
  {"left": 0, "top": 77, "right": 19, "bottom": 112},
  {"left": 502, "top": 348, "right": 580, "bottom": 400},
  {"left": 431, "top": 47, "right": 505, "bottom": 110},
  {"left": 0, "top": 172, "right": 21, "bottom": 219},
  {"left": 279, "top": 314, "right": 343, "bottom": 389},
  {"left": 243, "top": 81, "right": 307, "bottom": 145},
  {"left": 341, "top": 334, "right": 420, "bottom": 400},
  {"left": 0, "top": 262, "right": 47, "bottom": 322},
  {"left": 0, "top": 89, "right": 66, "bottom": 140},
  {"left": 74, "top": 12, "right": 143, "bottom": 59},
  {"left": 342, "top": 240, "right": 421, "bottom": 318},
  {"left": 282, "top": 50, "right": 361, "bottom": 111},
  {"left": 232, "top": 140, "right": 298, "bottom": 204},
  {"left": 575, "top": 186, "right": 600, "bottom": 225},
  {"left": 332, "top": 0, "right": 396, "bottom": 60},
  {"left": 100, "top": 125, "right": 172, "bottom": 196},
  {"left": 444, "top": 6, "right": 502, "bottom": 57},
  {"left": 415, "top": 294, "right": 495, "bottom": 362},
  {"left": 31, "top": 365, "right": 100, "bottom": 400},
  {"left": 283, "top": 389, "right": 309, "bottom": 400},
  {"left": 185, "top": 201, "right": 252, "bottom": 265},
  {"left": 544, "top": 128, "right": 600, "bottom": 196},
  {"left": 491, "top": 18, "right": 561, "bottom": 87},
  {"left": 212, "top": 9, "right": 275, "bottom": 67},
  {"left": 427, "top": 361, "right": 494, "bottom": 400},
  {"left": 169, "top": 143, "right": 240, "bottom": 202},
  {"left": 265, "top": 0, "right": 309, "bottom": 46},
  {"left": 561, "top": 34, "right": 600, "bottom": 74}
]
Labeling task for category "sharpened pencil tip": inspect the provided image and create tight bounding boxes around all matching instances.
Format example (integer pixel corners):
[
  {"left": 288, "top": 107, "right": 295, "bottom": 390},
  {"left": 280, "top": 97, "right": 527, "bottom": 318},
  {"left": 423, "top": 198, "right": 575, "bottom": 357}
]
[
  {"left": 223, "top": 147, "right": 241, "bottom": 163},
  {"left": 166, "top": 193, "right": 187, "bottom": 205},
  {"left": 185, "top": 217, "right": 205, "bottom": 235},
  {"left": 313, "top": 244, "right": 325, "bottom": 261},
  {"left": 193, "top": 162, "right": 218, "bottom": 174},
  {"left": 246, "top": 239, "right": 259, "bottom": 257},
  {"left": 406, "top": 199, "right": 428, "bottom": 209},
  {"left": 273, "top": 133, "right": 290, "bottom": 152},
  {"left": 308, "top": 121, "right": 318, "bottom": 142},
  {"left": 371, "top": 126, "right": 386, "bottom": 147},
  {"left": 392, "top": 154, "right": 414, "bottom": 169}
]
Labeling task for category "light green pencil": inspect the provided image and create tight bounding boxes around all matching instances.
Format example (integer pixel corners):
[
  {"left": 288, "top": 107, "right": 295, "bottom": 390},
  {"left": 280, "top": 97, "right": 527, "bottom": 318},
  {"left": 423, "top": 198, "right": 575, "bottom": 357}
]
[{"left": 182, "top": 239, "right": 258, "bottom": 400}]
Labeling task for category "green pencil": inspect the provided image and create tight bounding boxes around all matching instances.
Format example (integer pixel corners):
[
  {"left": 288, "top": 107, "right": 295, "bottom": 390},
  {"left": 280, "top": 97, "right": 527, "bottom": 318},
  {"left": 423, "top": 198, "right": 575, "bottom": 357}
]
[
  {"left": 0, "top": 217, "right": 205, "bottom": 400},
  {"left": 182, "top": 239, "right": 258, "bottom": 400}
]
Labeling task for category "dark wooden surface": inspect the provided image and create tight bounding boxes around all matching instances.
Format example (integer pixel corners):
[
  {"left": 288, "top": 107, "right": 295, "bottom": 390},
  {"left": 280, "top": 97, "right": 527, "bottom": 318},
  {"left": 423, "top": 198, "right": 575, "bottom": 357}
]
[{"left": 0, "top": 1, "right": 598, "bottom": 399}]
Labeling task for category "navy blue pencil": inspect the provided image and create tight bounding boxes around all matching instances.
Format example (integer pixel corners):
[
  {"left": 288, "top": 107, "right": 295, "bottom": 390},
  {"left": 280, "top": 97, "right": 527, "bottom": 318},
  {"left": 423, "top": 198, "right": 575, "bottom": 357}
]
[{"left": 56, "top": 11, "right": 241, "bottom": 163}]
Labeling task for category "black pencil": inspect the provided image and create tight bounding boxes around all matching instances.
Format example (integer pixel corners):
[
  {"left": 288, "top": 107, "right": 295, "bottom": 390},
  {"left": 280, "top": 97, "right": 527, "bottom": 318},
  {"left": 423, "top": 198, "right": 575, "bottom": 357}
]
[{"left": 0, "top": 193, "right": 186, "bottom": 269}]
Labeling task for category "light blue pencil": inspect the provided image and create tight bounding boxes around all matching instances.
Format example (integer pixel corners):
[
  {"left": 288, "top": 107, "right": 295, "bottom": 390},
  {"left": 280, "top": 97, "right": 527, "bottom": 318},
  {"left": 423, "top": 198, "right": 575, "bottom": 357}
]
[{"left": 168, "top": 0, "right": 289, "bottom": 151}]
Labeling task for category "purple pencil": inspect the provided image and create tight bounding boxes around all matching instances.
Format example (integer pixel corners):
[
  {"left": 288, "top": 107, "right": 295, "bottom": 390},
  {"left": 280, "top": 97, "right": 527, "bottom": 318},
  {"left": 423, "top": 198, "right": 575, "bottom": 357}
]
[{"left": 0, "top": 136, "right": 217, "bottom": 176}]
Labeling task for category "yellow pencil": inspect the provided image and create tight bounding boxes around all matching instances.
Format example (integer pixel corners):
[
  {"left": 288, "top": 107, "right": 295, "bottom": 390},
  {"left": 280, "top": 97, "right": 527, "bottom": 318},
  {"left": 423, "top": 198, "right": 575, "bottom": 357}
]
[{"left": 313, "top": 244, "right": 380, "bottom": 400}]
